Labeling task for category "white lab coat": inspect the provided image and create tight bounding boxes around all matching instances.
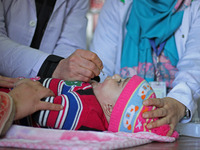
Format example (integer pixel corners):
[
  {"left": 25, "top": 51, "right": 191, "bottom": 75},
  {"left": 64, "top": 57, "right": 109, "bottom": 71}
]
[
  {"left": 90, "top": 0, "right": 200, "bottom": 122},
  {"left": 0, "top": 0, "right": 89, "bottom": 78}
]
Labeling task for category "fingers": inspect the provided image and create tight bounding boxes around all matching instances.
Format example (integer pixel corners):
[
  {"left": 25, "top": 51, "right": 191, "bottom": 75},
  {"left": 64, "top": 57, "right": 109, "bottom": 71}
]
[
  {"left": 0, "top": 80, "right": 15, "bottom": 88},
  {"left": 0, "top": 75, "right": 18, "bottom": 82},
  {"left": 37, "top": 86, "right": 55, "bottom": 98},
  {"left": 15, "top": 79, "right": 55, "bottom": 98},
  {"left": 142, "top": 97, "right": 184, "bottom": 137},
  {"left": 72, "top": 73, "right": 91, "bottom": 82},
  {"left": 143, "top": 107, "right": 167, "bottom": 119},
  {"left": 0, "top": 75, "right": 19, "bottom": 88},
  {"left": 166, "top": 124, "right": 174, "bottom": 137},
  {"left": 143, "top": 98, "right": 170, "bottom": 129},
  {"left": 31, "top": 82, "right": 62, "bottom": 111},
  {"left": 143, "top": 98, "right": 164, "bottom": 108},
  {"left": 58, "top": 63, "right": 93, "bottom": 82},
  {"left": 146, "top": 118, "right": 175, "bottom": 137},
  {"left": 53, "top": 49, "right": 103, "bottom": 81},
  {"left": 69, "top": 59, "right": 98, "bottom": 79},
  {"left": 14, "top": 78, "right": 31, "bottom": 87},
  {"left": 76, "top": 49, "right": 103, "bottom": 70},
  {"left": 79, "top": 59, "right": 100, "bottom": 77},
  {"left": 73, "top": 50, "right": 102, "bottom": 77},
  {"left": 10, "top": 79, "right": 62, "bottom": 120},
  {"left": 37, "top": 101, "right": 63, "bottom": 111},
  {"left": 146, "top": 115, "right": 170, "bottom": 129}
]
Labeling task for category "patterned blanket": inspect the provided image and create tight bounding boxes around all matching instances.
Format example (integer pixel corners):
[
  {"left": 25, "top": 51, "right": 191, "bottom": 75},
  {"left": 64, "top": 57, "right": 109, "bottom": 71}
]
[{"left": 0, "top": 125, "right": 177, "bottom": 150}]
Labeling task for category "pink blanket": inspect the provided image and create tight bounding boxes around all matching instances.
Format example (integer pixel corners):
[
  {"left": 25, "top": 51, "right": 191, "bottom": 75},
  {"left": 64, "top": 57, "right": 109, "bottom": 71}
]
[{"left": 0, "top": 125, "right": 176, "bottom": 150}]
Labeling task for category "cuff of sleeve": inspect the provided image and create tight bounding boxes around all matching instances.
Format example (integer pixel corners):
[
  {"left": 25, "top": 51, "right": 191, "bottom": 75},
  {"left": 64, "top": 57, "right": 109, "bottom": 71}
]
[
  {"left": 180, "top": 107, "right": 192, "bottom": 123},
  {"left": 30, "top": 54, "right": 48, "bottom": 77},
  {"left": 37, "top": 55, "right": 64, "bottom": 78}
]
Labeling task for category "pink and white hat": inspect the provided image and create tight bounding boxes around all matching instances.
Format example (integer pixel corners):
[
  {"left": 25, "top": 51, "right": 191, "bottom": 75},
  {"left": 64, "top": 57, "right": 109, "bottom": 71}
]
[{"left": 108, "top": 75, "right": 178, "bottom": 138}]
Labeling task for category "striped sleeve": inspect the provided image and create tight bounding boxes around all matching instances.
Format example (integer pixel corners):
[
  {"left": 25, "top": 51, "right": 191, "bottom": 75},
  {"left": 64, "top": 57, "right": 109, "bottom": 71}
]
[{"left": 33, "top": 78, "right": 83, "bottom": 130}]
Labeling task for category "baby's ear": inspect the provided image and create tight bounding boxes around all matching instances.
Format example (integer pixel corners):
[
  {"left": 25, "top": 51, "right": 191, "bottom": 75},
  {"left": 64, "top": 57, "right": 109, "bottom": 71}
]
[{"left": 104, "top": 104, "right": 113, "bottom": 117}]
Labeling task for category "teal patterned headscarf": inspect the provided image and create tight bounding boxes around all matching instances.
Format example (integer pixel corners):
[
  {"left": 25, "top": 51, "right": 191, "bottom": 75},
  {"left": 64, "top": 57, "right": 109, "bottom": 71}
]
[{"left": 121, "top": 0, "right": 186, "bottom": 80}]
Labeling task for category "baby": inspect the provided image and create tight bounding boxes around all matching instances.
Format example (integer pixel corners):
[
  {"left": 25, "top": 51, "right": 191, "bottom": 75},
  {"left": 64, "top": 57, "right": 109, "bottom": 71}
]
[{"left": 33, "top": 75, "right": 178, "bottom": 137}]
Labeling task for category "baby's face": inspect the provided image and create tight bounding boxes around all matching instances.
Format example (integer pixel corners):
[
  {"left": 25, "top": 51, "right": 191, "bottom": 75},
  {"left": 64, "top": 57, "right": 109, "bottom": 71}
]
[{"left": 91, "top": 74, "right": 130, "bottom": 106}]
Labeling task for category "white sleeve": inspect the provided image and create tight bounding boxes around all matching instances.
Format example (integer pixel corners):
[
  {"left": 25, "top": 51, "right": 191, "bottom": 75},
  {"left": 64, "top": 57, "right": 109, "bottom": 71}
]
[
  {"left": 53, "top": 0, "right": 89, "bottom": 57},
  {"left": 0, "top": 1, "right": 48, "bottom": 78},
  {"left": 168, "top": 2, "right": 200, "bottom": 123}
]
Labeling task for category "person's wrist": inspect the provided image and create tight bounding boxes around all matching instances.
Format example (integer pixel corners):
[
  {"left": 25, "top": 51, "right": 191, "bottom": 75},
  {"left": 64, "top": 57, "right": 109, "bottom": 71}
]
[{"left": 172, "top": 98, "right": 186, "bottom": 120}]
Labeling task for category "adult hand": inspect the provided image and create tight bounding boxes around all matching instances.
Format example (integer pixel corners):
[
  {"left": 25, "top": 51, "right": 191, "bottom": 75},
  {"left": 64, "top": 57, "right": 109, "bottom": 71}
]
[
  {"left": 9, "top": 79, "right": 63, "bottom": 120},
  {"left": 0, "top": 75, "right": 19, "bottom": 88},
  {"left": 142, "top": 97, "right": 185, "bottom": 136},
  {"left": 52, "top": 49, "right": 103, "bottom": 82}
]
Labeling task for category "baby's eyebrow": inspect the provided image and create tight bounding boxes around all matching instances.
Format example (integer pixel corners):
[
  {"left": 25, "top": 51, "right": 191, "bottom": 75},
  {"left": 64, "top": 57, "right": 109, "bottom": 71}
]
[{"left": 122, "top": 78, "right": 130, "bottom": 88}]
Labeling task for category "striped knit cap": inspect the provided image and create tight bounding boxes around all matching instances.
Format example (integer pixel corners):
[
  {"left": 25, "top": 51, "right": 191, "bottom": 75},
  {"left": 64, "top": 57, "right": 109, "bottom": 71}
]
[{"left": 108, "top": 75, "right": 178, "bottom": 138}]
